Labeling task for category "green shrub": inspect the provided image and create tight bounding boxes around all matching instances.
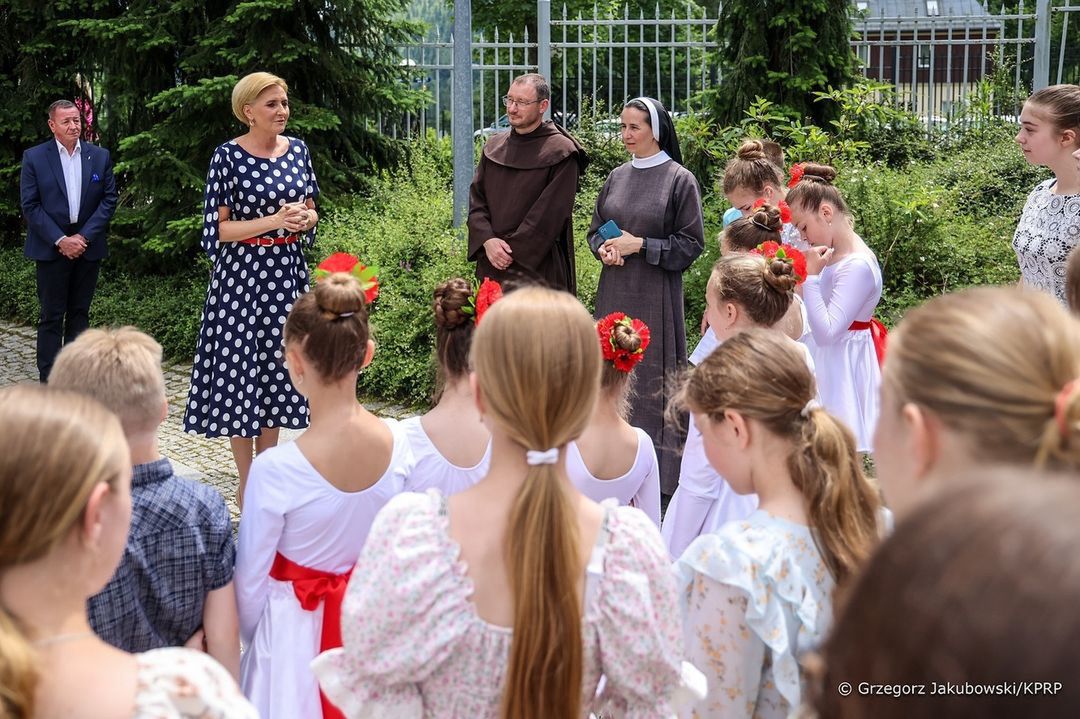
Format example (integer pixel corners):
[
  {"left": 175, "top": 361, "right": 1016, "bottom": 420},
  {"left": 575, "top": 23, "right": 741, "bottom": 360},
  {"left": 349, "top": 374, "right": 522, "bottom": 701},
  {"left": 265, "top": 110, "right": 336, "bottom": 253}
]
[
  {"left": 0, "top": 245, "right": 206, "bottom": 360},
  {"left": 315, "top": 137, "right": 470, "bottom": 407}
]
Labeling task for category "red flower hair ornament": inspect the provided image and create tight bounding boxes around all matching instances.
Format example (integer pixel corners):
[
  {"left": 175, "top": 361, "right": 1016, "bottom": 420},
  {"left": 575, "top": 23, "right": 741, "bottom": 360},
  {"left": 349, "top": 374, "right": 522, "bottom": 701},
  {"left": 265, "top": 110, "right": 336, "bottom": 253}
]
[
  {"left": 596, "top": 312, "right": 651, "bottom": 373},
  {"left": 314, "top": 252, "right": 380, "bottom": 304},
  {"left": 751, "top": 241, "right": 807, "bottom": 285},
  {"left": 787, "top": 163, "right": 805, "bottom": 189},
  {"left": 751, "top": 198, "right": 792, "bottom": 224},
  {"left": 461, "top": 277, "right": 504, "bottom": 325}
]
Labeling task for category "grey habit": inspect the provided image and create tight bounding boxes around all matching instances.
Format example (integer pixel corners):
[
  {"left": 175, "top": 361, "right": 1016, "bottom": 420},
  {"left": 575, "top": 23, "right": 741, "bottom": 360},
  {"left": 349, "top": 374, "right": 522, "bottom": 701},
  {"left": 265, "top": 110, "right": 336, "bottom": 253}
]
[{"left": 587, "top": 158, "right": 705, "bottom": 495}]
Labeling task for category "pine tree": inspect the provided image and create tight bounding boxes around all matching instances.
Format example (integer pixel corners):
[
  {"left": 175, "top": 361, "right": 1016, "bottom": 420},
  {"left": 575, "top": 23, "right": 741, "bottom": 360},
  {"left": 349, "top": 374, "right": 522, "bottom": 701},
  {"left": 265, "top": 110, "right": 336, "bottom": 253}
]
[
  {"left": 710, "top": 0, "right": 858, "bottom": 126},
  {"left": 69, "top": 0, "right": 425, "bottom": 262},
  {"left": 0, "top": 0, "right": 93, "bottom": 235}
]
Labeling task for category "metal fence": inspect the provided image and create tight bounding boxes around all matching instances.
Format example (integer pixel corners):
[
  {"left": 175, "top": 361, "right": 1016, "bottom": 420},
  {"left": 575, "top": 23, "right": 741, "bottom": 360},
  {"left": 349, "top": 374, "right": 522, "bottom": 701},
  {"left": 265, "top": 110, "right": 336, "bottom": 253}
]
[
  {"left": 389, "top": 0, "right": 1078, "bottom": 139},
  {"left": 393, "top": 2, "right": 714, "bottom": 138}
]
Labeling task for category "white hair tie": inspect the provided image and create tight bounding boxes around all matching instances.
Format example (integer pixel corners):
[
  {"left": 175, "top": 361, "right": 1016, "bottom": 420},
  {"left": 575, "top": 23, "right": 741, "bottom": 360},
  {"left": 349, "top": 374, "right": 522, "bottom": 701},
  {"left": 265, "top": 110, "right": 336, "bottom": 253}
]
[
  {"left": 525, "top": 448, "right": 560, "bottom": 465},
  {"left": 631, "top": 97, "right": 661, "bottom": 141},
  {"left": 801, "top": 399, "right": 821, "bottom": 418}
]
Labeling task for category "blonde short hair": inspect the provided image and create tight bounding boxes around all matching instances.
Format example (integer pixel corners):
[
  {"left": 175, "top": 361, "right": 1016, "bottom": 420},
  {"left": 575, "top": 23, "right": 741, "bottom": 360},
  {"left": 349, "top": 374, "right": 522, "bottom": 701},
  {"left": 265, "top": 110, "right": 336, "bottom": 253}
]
[
  {"left": 49, "top": 327, "right": 166, "bottom": 436},
  {"left": 231, "top": 72, "right": 289, "bottom": 125}
]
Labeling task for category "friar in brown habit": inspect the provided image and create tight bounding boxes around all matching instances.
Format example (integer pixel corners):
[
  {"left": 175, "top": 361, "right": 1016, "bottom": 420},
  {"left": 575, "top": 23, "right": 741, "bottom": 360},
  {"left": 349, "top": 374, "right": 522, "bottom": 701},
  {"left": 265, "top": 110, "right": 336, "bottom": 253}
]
[{"left": 467, "top": 73, "right": 588, "bottom": 294}]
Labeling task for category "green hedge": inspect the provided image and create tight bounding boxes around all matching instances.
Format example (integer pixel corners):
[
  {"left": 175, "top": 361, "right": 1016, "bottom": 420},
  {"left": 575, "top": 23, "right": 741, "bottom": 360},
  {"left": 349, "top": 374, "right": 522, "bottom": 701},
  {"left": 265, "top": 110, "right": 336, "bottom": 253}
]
[{"left": 0, "top": 246, "right": 207, "bottom": 361}]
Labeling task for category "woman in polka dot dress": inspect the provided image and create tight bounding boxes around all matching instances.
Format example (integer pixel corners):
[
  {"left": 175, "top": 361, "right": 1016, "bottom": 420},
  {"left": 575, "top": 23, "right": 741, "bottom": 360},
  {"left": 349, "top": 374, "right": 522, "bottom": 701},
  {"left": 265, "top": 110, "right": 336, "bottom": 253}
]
[{"left": 184, "top": 71, "right": 320, "bottom": 503}]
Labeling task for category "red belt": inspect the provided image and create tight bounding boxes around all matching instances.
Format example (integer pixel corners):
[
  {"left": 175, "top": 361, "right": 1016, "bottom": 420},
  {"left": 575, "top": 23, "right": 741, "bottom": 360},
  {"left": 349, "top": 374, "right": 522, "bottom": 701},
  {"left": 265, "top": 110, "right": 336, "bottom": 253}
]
[
  {"left": 240, "top": 233, "right": 298, "bottom": 246},
  {"left": 849, "top": 318, "right": 888, "bottom": 368},
  {"left": 269, "top": 552, "right": 352, "bottom": 719}
]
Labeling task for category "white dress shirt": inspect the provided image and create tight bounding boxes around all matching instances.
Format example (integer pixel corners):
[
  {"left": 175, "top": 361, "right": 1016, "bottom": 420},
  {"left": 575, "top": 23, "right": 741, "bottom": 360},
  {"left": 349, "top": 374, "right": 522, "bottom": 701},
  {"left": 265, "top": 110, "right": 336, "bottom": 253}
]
[{"left": 55, "top": 139, "right": 82, "bottom": 241}]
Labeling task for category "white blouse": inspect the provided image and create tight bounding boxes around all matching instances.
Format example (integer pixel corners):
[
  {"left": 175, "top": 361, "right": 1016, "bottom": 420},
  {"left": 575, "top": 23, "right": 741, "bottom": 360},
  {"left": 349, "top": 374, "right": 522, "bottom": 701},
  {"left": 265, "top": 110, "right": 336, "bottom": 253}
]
[{"left": 566, "top": 427, "right": 661, "bottom": 527}]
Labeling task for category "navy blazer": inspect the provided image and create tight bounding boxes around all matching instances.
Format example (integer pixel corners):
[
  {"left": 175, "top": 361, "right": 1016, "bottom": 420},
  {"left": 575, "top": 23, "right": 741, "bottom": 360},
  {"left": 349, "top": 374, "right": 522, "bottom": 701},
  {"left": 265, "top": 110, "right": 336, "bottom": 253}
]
[{"left": 20, "top": 139, "right": 118, "bottom": 261}]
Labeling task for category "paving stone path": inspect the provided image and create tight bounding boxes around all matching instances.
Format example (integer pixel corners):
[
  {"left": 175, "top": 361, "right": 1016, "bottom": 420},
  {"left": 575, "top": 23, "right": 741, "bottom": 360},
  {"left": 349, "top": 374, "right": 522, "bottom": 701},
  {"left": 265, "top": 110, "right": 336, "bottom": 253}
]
[{"left": 0, "top": 320, "right": 417, "bottom": 519}]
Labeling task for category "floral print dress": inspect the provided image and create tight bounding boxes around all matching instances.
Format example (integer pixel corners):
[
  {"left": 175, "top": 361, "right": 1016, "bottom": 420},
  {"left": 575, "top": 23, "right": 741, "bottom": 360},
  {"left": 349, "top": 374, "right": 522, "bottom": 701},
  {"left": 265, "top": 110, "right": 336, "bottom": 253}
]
[
  {"left": 312, "top": 490, "right": 698, "bottom": 717},
  {"left": 674, "top": 511, "right": 834, "bottom": 719}
]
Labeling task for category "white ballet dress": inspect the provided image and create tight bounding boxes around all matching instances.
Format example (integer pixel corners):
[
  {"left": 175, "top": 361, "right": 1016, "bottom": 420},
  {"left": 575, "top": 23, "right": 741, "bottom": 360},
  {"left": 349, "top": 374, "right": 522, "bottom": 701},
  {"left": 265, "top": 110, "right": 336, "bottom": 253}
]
[
  {"left": 566, "top": 427, "right": 661, "bottom": 527},
  {"left": 235, "top": 421, "right": 414, "bottom": 718},
  {"left": 400, "top": 416, "right": 491, "bottom": 496},
  {"left": 801, "top": 252, "right": 882, "bottom": 452}
]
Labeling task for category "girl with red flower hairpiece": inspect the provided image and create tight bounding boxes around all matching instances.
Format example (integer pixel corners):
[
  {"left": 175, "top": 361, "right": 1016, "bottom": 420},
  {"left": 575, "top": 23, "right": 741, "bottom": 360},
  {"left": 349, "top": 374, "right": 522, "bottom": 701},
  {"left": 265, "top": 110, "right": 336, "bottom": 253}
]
[
  {"left": 236, "top": 270, "right": 414, "bottom": 719},
  {"left": 565, "top": 312, "right": 662, "bottom": 526},
  {"left": 663, "top": 252, "right": 821, "bottom": 559},
  {"left": 721, "top": 140, "right": 808, "bottom": 251},
  {"left": 694, "top": 202, "right": 810, "bottom": 369},
  {"left": 399, "top": 277, "right": 495, "bottom": 499}
]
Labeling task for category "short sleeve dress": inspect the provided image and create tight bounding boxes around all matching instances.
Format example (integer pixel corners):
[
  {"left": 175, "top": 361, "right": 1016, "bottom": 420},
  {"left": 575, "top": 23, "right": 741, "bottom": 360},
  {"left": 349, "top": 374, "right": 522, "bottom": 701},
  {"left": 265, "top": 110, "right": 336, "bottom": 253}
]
[
  {"left": 312, "top": 490, "right": 702, "bottom": 718},
  {"left": 183, "top": 137, "right": 319, "bottom": 438},
  {"left": 675, "top": 511, "right": 835, "bottom": 719},
  {"left": 1013, "top": 178, "right": 1080, "bottom": 304}
]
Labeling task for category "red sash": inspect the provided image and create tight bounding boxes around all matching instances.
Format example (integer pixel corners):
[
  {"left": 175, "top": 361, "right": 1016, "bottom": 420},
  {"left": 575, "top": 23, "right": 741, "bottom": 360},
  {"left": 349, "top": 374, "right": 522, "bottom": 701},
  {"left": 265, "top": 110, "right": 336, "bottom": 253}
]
[
  {"left": 849, "top": 318, "right": 887, "bottom": 368},
  {"left": 269, "top": 552, "right": 352, "bottom": 719}
]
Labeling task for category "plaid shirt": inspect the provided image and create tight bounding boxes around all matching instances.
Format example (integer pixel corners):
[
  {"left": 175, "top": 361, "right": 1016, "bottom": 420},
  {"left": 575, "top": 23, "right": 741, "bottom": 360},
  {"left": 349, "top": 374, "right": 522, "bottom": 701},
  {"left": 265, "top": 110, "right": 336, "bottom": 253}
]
[{"left": 88, "top": 458, "right": 235, "bottom": 651}]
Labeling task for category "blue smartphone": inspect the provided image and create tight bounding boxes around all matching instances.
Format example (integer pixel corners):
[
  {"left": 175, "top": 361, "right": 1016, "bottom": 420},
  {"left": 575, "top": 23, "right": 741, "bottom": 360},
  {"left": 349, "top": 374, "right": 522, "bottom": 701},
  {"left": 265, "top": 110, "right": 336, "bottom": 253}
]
[{"left": 598, "top": 219, "right": 621, "bottom": 240}]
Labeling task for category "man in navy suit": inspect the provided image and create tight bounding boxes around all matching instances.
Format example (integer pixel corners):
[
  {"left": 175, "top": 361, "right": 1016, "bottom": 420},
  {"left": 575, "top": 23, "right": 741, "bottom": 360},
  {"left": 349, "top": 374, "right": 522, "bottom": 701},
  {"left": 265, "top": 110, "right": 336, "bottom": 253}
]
[{"left": 20, "top": 100, "right": 117, "bottom": 381}]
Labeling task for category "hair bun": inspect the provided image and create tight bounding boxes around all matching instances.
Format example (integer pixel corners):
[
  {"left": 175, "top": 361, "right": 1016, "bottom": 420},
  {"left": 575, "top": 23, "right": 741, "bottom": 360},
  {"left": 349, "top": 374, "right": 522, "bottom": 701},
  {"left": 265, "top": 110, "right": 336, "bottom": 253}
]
[
  {"left": 433, "top": 278, "right": 472, "bottom": 331},
  {"left": 612, "top": 321, "right": 643, "bottom": 353},
  {"left": 763, "top": 257, "right": 798, "bottom": 294},
  {"left": 736, "top": 139, "right": 767, "bottom": 162},
  {"left": 314, "top": 273, "right": 366, "bottom": 319},
  {"left": 801, "top": 162, "right": 838, "bottom": 184},
  {"left": 751, "top": 203, "right": 783, "bottom": 233}
]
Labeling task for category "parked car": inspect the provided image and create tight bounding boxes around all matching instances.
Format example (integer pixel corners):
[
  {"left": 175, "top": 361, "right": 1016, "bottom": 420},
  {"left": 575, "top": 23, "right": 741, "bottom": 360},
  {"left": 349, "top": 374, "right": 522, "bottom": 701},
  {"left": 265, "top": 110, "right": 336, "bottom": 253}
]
[{"left": 474, "top": 114, "right": 511, "bottom": 139}]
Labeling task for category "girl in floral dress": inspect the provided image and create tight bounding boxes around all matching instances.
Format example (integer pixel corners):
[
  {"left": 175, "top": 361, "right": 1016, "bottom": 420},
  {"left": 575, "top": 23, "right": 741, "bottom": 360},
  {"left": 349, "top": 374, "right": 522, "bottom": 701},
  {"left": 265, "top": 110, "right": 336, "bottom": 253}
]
[
  {"left": 0, "top": 385, "right": 255, "bottom": 719},
  {"left": 674, "top": 329, "right": 884, "bottom": 719},
  {"left": 314, "top": 287, "right": 703, "bottom": 718}
]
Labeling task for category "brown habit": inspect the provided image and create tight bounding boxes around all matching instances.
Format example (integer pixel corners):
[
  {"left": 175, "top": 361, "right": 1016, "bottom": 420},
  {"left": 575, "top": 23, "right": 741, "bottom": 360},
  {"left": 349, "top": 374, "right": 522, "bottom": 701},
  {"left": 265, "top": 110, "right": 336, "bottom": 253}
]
[{"left": 467, "top": 121, "right": 587, "bottom": 294}]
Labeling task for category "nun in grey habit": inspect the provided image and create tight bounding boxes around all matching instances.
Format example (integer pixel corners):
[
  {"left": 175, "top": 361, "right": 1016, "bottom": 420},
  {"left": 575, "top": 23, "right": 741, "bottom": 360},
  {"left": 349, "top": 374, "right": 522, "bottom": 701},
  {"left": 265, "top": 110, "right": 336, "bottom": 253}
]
[{"left": 587, "top": 96, "right": 705, "bottom": 496}]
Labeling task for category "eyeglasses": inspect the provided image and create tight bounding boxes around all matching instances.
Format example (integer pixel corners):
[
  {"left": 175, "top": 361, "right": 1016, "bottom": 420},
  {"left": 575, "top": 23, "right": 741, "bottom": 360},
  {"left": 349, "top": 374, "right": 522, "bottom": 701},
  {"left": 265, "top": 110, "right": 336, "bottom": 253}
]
[{"left": 502, "top": 96, "right": 542, "bottom": 108}]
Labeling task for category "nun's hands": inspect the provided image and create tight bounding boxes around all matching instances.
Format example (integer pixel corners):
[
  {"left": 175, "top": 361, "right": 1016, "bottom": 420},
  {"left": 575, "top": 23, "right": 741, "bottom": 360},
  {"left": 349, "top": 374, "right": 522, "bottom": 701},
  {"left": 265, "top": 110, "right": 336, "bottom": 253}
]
[
  {"left": 606, "top": 231, "right": 644, "bottom": 257},
  {"left": 599, "top": 243, "right": 623, "bottom": 266}
]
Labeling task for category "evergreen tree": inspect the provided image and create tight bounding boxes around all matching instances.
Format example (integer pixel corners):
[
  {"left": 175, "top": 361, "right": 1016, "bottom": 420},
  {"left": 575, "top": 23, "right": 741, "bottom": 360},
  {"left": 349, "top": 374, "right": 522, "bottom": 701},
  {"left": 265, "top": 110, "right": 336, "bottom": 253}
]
[
  {"left": 0, "top": 1, "right": 92, "bottom": 236},
  {"left": 710, "top": 0, "right": 858, "bottom": 126},
  {"left": 70, "top": 0, "right": 425, "bottom": 262}
]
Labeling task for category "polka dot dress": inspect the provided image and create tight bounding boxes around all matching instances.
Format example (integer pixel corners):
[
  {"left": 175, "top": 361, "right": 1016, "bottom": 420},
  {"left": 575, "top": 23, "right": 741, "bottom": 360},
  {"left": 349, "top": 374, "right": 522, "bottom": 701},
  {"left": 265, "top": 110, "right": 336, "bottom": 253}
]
[{"left": 183, "top": 137, "right": 319, "bottom": 438}]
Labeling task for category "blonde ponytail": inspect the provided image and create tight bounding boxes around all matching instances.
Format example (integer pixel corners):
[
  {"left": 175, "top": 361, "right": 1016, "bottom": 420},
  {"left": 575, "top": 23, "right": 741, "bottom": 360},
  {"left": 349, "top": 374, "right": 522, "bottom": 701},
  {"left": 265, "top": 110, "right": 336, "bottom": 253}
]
[
  {"left": 470, "top": 287, "right": 601, "bottom": 719},
  {"left": 503, "top": 464, "right": 582, "bottom": 718},
  {"left": 0, "top": 605, "right": 36, "bottom": 719},
  {"left": 793, "top": 407, "right": 882, "bottom": 584},
  {"left": 885, "top": 286, "right": 1080, "bottom": 472}
]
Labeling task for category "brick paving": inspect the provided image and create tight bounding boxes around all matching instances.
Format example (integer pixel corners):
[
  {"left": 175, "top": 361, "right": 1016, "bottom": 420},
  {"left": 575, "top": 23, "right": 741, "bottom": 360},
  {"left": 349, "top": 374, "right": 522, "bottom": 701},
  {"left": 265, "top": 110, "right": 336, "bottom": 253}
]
[{"left": 0, "top": 320, "right": 417, "bottom": 520}]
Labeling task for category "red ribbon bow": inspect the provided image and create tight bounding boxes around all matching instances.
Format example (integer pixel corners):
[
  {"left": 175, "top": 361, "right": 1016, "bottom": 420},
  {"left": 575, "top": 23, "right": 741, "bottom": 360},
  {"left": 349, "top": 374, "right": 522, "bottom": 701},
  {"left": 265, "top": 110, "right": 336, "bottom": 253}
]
[
  {"left": 848, "top": 318, "right": 888, "bottom": 368},
  {"left": 270, "top": 552, "right": 353, "bottom": 719}
]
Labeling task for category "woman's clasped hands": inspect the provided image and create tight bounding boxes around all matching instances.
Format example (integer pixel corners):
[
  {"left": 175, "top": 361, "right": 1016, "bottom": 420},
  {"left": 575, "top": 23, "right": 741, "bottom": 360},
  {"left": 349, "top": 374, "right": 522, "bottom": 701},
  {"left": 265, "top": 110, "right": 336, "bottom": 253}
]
[
  {"left": 275, "top": 201, "right": 316, "bottom": 233},
  {"left": 599, "top": 231, "right": 644, "bottom": 267}
]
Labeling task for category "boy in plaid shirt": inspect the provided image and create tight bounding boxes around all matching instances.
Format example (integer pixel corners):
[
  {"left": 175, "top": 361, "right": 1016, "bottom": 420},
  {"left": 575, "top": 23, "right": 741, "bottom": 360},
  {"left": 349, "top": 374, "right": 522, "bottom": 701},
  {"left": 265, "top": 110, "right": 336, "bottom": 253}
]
[{"left": 50, "top": 327, "right": 239, "bottom": 678}]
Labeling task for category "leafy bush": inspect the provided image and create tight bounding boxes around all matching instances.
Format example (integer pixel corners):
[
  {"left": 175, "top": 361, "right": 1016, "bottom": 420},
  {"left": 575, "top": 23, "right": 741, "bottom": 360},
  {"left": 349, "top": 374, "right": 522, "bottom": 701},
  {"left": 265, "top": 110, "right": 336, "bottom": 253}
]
[
  {"left": 315, "top": 136, "right": 470, "bottom": 406},
  {"left": 0, "top": 246, "right": 206, "bottom": 360}
]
